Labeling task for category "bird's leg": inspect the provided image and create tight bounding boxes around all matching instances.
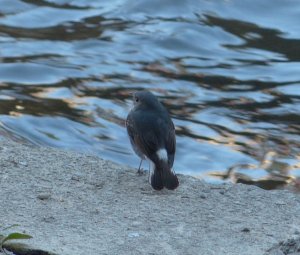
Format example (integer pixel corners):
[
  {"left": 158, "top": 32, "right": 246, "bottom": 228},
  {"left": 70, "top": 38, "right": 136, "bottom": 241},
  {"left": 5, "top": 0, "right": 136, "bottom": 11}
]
[
  {"left": 137, "top": 159, "right": 143, "bottom": 175},
  {"left": 148, "top": 161, "right": 151, "bottom": 181}
]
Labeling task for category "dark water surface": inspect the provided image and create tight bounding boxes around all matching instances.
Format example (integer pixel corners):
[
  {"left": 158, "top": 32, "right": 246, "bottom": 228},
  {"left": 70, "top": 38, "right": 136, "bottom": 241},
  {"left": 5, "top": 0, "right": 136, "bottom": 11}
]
[{"left": 0, "top": 0, "right": 300, "bottom": 186}]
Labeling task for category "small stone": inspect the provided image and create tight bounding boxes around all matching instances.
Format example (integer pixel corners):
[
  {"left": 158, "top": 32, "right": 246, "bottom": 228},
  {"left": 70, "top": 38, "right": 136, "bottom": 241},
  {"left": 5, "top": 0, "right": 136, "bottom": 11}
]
[
  {"left": 200, "top": 194, "right": 207, "bottom": 199},
  {"left": 71, "top": 175, "right": 80, "bottom": 181},
  {"left": 275, "top": 201, "right": 286, "bottom": 206},
  {"left": 241, "top": 227, "right": 250, "bottom": 233},
  {"left": 92, "top": 208, "right": 100, "bottom": 214},
  {"left": 37, "top": 193, "right": 51, "bottom": 200},
  {"left": 128, "top": 232, "right": 140, "bottom": 238},
  {"left": 19, "top": 161, "right": 28, "bottom": 166},
  {"left": 43, "top": 216, "right": 55, "bottom": 223}
]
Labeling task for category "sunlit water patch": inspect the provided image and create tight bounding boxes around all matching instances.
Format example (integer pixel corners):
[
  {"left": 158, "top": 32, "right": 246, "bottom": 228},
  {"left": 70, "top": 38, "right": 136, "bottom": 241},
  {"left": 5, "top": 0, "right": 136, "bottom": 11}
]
[{"left": 0, "top": 0, "right": 300, "bottom": 190}]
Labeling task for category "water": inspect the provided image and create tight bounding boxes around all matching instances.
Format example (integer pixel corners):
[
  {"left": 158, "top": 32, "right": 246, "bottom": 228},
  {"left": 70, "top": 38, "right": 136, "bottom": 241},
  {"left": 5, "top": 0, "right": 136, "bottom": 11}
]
[{"left": 0, "top": 0, "right": 300, "bottom": 186}]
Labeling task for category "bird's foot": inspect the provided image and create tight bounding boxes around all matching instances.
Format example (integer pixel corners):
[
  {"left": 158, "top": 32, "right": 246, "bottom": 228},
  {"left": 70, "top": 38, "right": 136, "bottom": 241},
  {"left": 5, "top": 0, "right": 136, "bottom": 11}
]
[{"left": 137, "top": 168, "right": 145, "bottom": 176}]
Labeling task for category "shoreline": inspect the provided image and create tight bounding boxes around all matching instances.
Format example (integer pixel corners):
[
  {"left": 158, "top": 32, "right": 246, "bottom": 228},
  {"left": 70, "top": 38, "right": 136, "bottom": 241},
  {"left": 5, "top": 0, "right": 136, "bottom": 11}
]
[{"left": 0, "top": 137, "right": 300, "bottom": 255}]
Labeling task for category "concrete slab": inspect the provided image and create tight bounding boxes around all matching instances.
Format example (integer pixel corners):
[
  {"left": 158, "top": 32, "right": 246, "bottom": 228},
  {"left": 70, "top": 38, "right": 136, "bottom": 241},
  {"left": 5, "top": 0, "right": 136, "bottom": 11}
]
[{"left": 0, "top": 138, "right": 300, "bottom": 255}]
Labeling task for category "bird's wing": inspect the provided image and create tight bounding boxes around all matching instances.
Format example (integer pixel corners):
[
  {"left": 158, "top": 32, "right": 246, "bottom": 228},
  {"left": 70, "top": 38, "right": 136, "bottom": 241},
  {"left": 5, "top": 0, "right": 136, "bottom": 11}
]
[
  {"left": 126, "top": 112, "right": 156, "bottom": 160},
  {"left": 127, "top": 111, "right": 175, "bottom": 166},
  {"left": 125, "top": 114, "right": 135, "bottom": 143}
]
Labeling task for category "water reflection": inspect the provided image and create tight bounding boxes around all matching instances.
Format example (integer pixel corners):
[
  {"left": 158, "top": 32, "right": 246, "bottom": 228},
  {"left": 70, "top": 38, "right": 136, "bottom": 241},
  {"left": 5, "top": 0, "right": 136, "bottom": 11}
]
[
  {"left": 209, "top": 151, "right": 300, "bottom": 191},
  {"left": 204, "top": 14, "right": 300, "bottom": 62},
  {"left": 0, "top": 0, "right": 299, "bottom": 189}
]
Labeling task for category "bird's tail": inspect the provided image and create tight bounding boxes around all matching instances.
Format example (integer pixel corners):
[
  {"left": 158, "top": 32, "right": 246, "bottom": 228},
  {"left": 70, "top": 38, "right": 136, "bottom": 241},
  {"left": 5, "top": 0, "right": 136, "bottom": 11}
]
[{"left": 150, "top": 161, "right": 179, "bottom": 190}]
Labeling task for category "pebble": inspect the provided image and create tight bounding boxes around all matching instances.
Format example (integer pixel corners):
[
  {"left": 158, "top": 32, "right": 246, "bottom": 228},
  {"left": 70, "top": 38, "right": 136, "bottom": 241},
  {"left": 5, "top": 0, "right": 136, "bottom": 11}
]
[
  {"left": 128, "top": 232, "right": 140, "bottom": 238},
  {"left": 241, "top": 227, "right": 250, "bottom": 233},
  {"left": 37, "top": 193, "right": 51, "bottom": 200},
  {"left": 19, "top": 161, "right": 28, "bottom": 166}
]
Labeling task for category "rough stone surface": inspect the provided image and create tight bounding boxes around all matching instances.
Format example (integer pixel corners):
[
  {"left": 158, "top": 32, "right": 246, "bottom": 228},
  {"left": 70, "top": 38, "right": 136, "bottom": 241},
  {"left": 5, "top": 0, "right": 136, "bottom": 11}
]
[
  {"left": 266, "top": 237, "right": 300, "bottom": 255},
  {"left": 0, "top": 138, "right": 300, "bottom": 255}
]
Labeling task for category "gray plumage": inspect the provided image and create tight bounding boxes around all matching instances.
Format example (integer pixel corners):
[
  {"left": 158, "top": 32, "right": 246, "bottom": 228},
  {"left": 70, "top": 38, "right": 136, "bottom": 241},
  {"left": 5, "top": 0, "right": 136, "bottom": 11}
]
[{"left": 126, "top": 90, "right": 179, "bottom": 190}]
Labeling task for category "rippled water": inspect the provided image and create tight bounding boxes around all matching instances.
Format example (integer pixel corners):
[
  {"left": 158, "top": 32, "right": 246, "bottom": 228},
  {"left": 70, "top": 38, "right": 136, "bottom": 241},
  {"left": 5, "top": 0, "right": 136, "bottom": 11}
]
[{"left": 0, "top": 0, "right": 300, "bottom": 186}]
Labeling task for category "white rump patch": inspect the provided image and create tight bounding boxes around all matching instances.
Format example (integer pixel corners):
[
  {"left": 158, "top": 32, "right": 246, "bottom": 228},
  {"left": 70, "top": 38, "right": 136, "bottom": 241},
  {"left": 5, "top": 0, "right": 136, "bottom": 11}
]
[{"left": 156, "top": 148, "right": 168, "bottom": 162}]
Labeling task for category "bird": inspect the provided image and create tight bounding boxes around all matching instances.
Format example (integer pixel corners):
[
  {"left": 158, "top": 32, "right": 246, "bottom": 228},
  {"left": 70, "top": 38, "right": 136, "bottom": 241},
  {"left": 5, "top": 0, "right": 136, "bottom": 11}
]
[{"left": 126, "top": 90, "right": 179, "bottom": 190}]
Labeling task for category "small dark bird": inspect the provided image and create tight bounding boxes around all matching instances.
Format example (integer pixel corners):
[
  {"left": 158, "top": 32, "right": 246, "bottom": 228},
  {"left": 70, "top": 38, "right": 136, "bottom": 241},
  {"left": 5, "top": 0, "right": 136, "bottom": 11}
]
[{"left": 126, "top": 90, "right": 179, "bottom": 190}]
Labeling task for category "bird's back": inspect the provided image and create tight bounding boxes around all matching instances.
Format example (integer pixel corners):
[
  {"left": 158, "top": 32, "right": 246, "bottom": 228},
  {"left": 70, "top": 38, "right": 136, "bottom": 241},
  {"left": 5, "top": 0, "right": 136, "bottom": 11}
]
[{"left": 127, "top": 106, "right": 175, "bottom": 166}]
